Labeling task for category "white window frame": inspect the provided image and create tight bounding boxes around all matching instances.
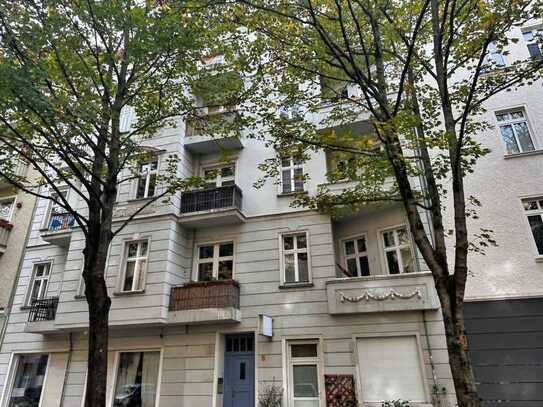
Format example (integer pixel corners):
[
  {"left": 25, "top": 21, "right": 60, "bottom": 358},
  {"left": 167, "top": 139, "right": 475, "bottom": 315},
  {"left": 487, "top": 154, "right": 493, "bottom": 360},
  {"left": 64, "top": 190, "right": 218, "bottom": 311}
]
[
  {"left": 193, "top": 240, "right": 235, "bottom": 281},
  {"left": 380, "top": 225, "right": 415, "bottom": 275},
  {"left": 280, "top": 156, "right": 305, "bottom": 194},
  {"left": 352, "top": 332, "right": 430, "bottom": 405},
  {"left": 109, "top": 348, "right": 163, "bottom": 407},
  {"left": 484, "top": 42, "right": 506, "bottom": 69},
  {"left": 201, "top": 162, "right": 236, "bottom": 188},
  {"left": 495, "top": 108, "right": 537, "bottom": 154},
  {"left": 1, "top": 352, "right": 51, "bottom": 407},
  {"left": 522, "top": 26, "right": 543, "bottom": 58},
  {"left": 279, "top": 231, "right": 312, "bottom": 285},
  {"left": 42, "top": 188, "right": 70, "bottom": 230},
  {"left": 26, "top": 262, "right": 52, "bottom": 306},
  {"left": 0, "top": 196, "right": 16, "bottom": 222},
  {"left": 135, "top": 158, "right": 159, "bottom": 199},
  {"left": 342, "top": 234, "right": 370, "bottom": 277},
  {"left": 118, "top": 239, "right": 150, "bottom": 293},
  {"left": 283, "top": 338, "right": 325, "bottom": 407},
  {"left": 522, "top": 197, "right": 543, "bottom": 257}
]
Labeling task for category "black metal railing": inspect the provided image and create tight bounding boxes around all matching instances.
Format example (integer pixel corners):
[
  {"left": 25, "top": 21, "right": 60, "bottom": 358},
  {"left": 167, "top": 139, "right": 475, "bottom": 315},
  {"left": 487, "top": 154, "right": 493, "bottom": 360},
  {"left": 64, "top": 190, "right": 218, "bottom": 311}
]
[
  {"left": 48, "top": 212, "right": 75, "bottom": 232},
  {"left": 28, "top": 297, "right": 59, "bottom": 322},
  {"left": 180, "top": 185, "right": 242, "bottom": 214}
]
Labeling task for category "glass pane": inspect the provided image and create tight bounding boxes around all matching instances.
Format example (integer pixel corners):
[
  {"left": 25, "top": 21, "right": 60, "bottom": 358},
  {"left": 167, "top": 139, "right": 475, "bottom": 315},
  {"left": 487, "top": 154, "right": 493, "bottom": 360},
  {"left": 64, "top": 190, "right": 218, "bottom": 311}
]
[
  {"left": 283, "top": 236, "right": 294, "bottom": 250},
  {"left": 113, "top": 351, "right": 160, "bottom": 407},
  {"left": 298, "top": 253, "right": 309, "bottom": 282},
  {"left": 218, "top": 261, "right": 233, "bottom": 280},
  {"left": 0, "top": 200, "right": 13, "bottom": 220},
  {"left": 136, "top": 177, "right": 147, "bottom": 199},
  {"left": 30, "top": 281, "right": 41, "bottom": 301},
  {"left": 147, "top": 173, "right": 156, "bottom": 197},
  {"left": 296, "top": 234, "right": 307, "bottom": 249},
  {"left": 539, "top": 200, "right": 543, "bottom": 209},
  {"left": 400, "top": 247, "right": 414, "bottom": 273},
  {"left": 221, "top": 166, "right": 235, "bottom": 177},
  {"left": 513, "top": 122, "right": 535, "bottom": 152},
  {"left": 495, "top": 113, "right": 508, "bottom": 122},
  {"left": 524, "top": 200, "right": 538, "bottom": 211},
  {"left": 35, "top": 265, "right": 44, "bottom": 277},
  {"left": 124, "top": 262, "right": 135, "bottom": 291},
  {"left": 199, "top": 245, "right": 214, "bottom": 259},
  {"left": 344, "top": 240, "right": 355, "bottom": 255},
  {"left": 510, "top": 110, "right": 524, "bottom": 119},
  {"left": 139, "top": 242, "right": 148, "bottom": 257},
  {"left": 204, "top": 169, "right": 217, "bottom": 180},
  {"left": 282, "top": 170, "right": 292, "bottom": 193},
  {"left": 293, "top": 401, "right": 319, "bottom": 407},
  {"left": 285, "top": 254, "right": 295, "bottom": 283},
  {"left": 221, "top": 180, "right": 235, "bottom": 186},
  {"left": 346, "top": 258, "right": 358, "bottom": 276},
  {"left": 397, "top": 228, "right": 409, "bottom": 245},
  {"left": 239, "top": 362, "right": 246, "bottom": 380},
  {"left": 135, "top": 260, "right": 146, "bottom": 290},
  {"left": 128, "top": 243, "right": 139, "bottom": 258},
  {"left": 291, "top": 344, "right": 317, "bottom": 357},
  {"left": 357, "top": 237, "right": 367, "bottom": 253},
  {"left": 383, "top": 231, "right": 395, "bottom": 248},
  {"left": 8, "top": 354, "right": 48, "bottom": 407},
  {"left": 359, "top": 256, "right": 370, "bottom": 276},
  {"left": 198, "top": 263, "right": 213, "bottom": 281},
  {"left": 293, "top": 365, "right": 319, "bottom": 397},
  {"left": 219, "top": 243, "right": 234, "bottom": 257},
  {"left": 386, "top": 251, "right": 400, "bottom": 275},
  {"left": 528, "top": 215, "right": 543, "bottom": 255},
  {"left": 150, "top": 161, "right": 158, "bottom": 171},
  {"left": 523, "top": 31, "right": 534, "bottom": 42},
  {"left": 294, "top": 168, "right": 304, "bottom": 191},
  {"left": 281, "top": 158, "right": 291, "bottom": 167},
  {"left": 500, "top": 125, "right": 520, "bottom": 154}
]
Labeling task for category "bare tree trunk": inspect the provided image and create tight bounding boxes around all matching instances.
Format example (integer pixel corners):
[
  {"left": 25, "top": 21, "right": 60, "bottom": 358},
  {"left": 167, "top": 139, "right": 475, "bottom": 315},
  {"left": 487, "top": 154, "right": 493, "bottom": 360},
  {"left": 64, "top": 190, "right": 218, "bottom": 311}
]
[{"left": 83, "top": 232, "right": 111, "bottom": 407}]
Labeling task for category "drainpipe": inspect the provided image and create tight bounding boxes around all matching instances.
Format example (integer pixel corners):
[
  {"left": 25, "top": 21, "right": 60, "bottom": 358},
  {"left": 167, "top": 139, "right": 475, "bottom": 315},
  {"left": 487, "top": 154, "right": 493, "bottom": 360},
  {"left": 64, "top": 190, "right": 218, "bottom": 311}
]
[
  {"left": 422, "top": 310, "right": 442, "bottom": 406},
  {"left": 0, "top": 193, "right": 39, "bottom": 346},
  {"left": 60, "top": 332, "right": 74, "bottom": 407}
]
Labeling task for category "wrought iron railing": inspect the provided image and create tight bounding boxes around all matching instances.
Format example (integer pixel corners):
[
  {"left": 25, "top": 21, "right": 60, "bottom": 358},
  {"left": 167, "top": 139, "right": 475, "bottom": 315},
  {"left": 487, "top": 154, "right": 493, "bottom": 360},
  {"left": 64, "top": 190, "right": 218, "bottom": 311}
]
[
  {"left": 169, "top": 280, "right": 240, "bottom": 311},
  {"left": 180, "top": 185, "right": 242, "bottom": 214},
  {"left": 48, "top": 212, "right": 75, "bottom": 232},
  {"left": 28, "top": 297, "right": 59, "bottom": 322}
]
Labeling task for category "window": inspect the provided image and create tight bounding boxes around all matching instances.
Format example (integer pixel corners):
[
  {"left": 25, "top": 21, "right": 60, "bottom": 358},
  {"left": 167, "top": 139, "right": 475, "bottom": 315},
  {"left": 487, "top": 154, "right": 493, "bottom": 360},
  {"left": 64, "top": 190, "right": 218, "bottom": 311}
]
[
  {"left": 522, "top": 28, "right": 543, "bottom": 59},
  {"left": 196, "top": 241, "right": 234, "bottom": 281},
  {"left": 7, "top": 354, "right": 49, "bottom": 407},
  {"left": 280, "top": 157, "right": 304, "bottom": 194},
  {"left": 0, "top": 197, "right": 15, "bottom": 221},
  {"left": 27, "top": 263, "right": 51, "bottom": 305},
  {"left": 484, "top": 42, "right": 506, "bottom": 69},
  {"left": 121, "top": 240, "right": 149, "bottom": 292},
  {"left": 287, "top": 340, "right": 321, "bottom": 407},
  {"left": 523, "top": 198, "right": 543, "bottom": 255},
  {"left": 202, "top": 163, "right": 235, "bottom": 188},
  {"left": 356, "top": 335, "right": 426, "bottom": 403},
  {"left": 343, "top": 236, "right": 370, "bottom": 277},
  {"left": 113, "top": 351, "right": 160, "bottom": 407},
  {"left": 281, "top": 233, "right": 310, "bottom": 284},
  {"left": 382, "top": 227, "right": 414, "bottom": 274},
  {"left": 136, "top": 160, "right": 158, "bottom": 199},
  {"left": 495, "top": 110, "right": 536, "bottom": 154}
]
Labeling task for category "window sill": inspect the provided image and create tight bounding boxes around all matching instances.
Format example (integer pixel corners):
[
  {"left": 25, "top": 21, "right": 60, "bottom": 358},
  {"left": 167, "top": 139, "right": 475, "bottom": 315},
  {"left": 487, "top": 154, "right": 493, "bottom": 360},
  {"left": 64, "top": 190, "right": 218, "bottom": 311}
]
[
  {"left": 113, "top": 290, "right": 145, "bottom": 296},
  {"left": 278, "top": 282, "right": 314, "bottom": 289},
  {"left": 19, "top": 306, "right": 31, "bottom": 311},
  {"left": 277, "top": 191, "right": 307, "bottom": 198},
  {"left": 126, "top": 196, "right": 156, "bottom": 204},
  {"left": 504, "top": 149, "right": 543, "bottom": 159},
  {"left": 74, "top": 295, "right": 85, "bottom": 300},
  {"left": 535, "top": 256, "right": 543, "bottom": 263}
]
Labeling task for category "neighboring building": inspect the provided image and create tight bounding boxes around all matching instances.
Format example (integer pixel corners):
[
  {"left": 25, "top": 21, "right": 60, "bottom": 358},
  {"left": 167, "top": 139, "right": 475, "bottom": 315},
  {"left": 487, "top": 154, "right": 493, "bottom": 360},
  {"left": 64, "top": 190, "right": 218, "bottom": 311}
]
[
  {"left": 0, "top": 160, "right": 37, "bottom": 336},
  {"left": 0, "top": 21, "right": 541, "bottom": 407}
]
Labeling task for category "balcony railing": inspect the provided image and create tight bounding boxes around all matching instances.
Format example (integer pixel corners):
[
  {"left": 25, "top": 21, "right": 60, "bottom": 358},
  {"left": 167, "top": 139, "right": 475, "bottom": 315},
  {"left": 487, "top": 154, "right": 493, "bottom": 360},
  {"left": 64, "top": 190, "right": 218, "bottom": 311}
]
[
  {"left": 28, "top": 297, "right": 59, "bottom": 322},
  {"left": 180, "top": 185, "right": 242, "bottom": 215},
  {"left": 48, "top": 212, "right": 75, "bottom": 232},
  {"left": 169, "top": 280, "right": 240, "bottom": 311}
]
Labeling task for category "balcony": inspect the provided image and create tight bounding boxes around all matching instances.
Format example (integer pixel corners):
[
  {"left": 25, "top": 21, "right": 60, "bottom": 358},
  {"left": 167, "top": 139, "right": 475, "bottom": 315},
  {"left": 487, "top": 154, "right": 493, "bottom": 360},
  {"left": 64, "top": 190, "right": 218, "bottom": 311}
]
[
  {"left": 40, "top": 212, "right": 75, "bottom": 246},
  {"left": 0, "top": 220, "right": 12, "bottom": 255},
  {"left": 184, "top": 109, "right": 244, "bottom": 154},
  {"left": 168, "top": 280, "right": 241, "bottom": 324},
  {"left": 25, "top": 297, "right": 59, "bottom": 333},
  {"left": 179, "top": 185, "right": 245, "bottom": 228},
  {"left": 326, "top": 272, "right": 440, "bottom": 315}
]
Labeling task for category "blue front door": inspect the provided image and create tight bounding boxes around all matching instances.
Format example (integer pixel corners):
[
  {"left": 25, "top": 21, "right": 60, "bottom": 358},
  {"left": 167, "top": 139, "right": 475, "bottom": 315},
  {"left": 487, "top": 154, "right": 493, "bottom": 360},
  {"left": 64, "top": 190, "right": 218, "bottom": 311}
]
[{"left": 223, "top": 334, "right": 255, "bottom": 407}]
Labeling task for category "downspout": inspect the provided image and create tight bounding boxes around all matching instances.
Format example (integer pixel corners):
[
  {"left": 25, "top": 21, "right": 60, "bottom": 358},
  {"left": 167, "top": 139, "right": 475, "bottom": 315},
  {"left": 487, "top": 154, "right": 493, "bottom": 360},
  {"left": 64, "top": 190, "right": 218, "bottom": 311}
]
[
  {"left": 423, "top": 310, "right": 442, "bottom": 406},
  {"left": 60, "top": 332, "right": 74, "bottom": 407},
  {"left": 0, "top": 193, "right": 39, "bottom": 345}
]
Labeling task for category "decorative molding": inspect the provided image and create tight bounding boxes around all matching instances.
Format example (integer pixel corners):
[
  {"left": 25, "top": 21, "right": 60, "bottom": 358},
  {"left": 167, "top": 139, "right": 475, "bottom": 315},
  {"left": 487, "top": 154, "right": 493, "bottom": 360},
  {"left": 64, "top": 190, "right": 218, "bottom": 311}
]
[{"left": 339, "top": 288, "right": 423, "bottom": 303}]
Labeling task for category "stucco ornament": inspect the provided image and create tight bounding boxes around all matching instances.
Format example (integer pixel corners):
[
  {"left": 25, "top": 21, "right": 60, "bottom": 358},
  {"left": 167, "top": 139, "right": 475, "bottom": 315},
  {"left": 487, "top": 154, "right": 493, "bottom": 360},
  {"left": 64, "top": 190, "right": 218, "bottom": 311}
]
[{"left": 339, "top": 288, "right": 423, "bottom": 302}]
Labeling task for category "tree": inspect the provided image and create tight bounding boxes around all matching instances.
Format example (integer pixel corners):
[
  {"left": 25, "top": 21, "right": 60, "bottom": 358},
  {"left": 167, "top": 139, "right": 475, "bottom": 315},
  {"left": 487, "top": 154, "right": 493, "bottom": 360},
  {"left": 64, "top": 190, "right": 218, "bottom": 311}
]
[
  {"left": 226, "top": 1, "right": 543, "bottom": 405},
  {"left": 0, "top": 1, "right": 240, "bottom": 406}
]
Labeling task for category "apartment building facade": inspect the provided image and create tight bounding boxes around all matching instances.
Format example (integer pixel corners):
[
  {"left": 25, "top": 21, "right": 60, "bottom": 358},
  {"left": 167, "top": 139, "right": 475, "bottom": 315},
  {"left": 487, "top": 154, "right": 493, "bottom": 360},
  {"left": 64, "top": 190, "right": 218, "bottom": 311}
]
[
  {"left": 0, "top": 19, "right": 541, "bottom": 407},
  {"left": 0, "top": 161, "right": 37, "bottom": 335}
]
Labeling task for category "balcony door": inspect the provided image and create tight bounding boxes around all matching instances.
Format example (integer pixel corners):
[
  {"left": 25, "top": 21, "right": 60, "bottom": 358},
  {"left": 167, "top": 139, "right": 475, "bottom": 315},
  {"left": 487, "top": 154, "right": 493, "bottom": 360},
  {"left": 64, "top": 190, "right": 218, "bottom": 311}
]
[{"left": 223, "top": 333, "right": 255, "bottom": 407}]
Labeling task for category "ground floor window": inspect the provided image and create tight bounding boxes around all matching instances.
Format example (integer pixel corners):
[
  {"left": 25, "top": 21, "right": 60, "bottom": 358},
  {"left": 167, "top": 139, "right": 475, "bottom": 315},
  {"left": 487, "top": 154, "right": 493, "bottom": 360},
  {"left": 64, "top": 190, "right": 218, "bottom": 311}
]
[
  {"left": 287, "top": 340, "right": 322, "bottom": 407},
  {"left": 356, "top": 335, "right": 426, "bottom": 403},
  {"left": 523, "top": 198, "right": 543, "bottom": 255},
  {"left": 113, "top": 351, "right": 160, "bottom": 407},
  {"left": 8, "top": 354, "right": 49, "bottom": 407}
]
